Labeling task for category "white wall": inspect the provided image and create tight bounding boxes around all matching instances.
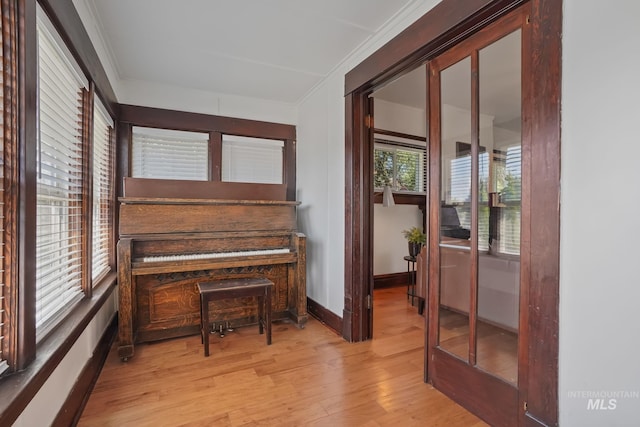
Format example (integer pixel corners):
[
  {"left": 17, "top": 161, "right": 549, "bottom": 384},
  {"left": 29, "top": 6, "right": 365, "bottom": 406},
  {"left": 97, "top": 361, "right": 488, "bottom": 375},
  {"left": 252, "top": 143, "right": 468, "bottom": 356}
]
[
  {"left": 296, "top": 0, "right": 441, "bottom": 314},
  {"left": 560, "top": 1, "right": 640, "bottom": 425},
  {"left": 374, "top": 98, "right": 426, "bottom": 137},
  {"left": 372, "top": 99, "right": 425, "bottom": 275},
  {"left": 373, "top": 204, "right": 423, "bottom": 275},
  {"left": 13, "top": 289, "right": 117, "bottom": 426}
]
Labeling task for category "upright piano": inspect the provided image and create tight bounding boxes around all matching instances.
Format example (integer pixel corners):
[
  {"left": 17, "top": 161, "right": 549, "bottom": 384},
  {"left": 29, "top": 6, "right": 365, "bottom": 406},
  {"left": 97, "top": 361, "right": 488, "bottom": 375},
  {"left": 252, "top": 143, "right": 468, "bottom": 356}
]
[{"left": 117, "top": 195, "right": 307, "bottom": 360}]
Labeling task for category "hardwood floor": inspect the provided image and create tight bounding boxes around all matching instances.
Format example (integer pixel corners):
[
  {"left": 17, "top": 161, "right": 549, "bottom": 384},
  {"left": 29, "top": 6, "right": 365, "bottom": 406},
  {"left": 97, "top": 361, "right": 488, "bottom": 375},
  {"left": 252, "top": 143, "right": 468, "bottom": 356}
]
[
  {"left": 78, "top": 287, "right": 486, "bottom": 426},
  {"left": 439, "top": 308, "right": 518, "bottom": 384}
]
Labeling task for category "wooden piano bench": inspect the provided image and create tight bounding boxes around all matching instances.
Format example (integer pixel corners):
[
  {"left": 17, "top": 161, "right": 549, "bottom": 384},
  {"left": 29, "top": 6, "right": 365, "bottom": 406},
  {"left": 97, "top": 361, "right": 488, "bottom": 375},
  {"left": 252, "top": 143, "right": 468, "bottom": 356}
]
[{"left": 197, "top": 277, "right": 274, "bottom": 357}]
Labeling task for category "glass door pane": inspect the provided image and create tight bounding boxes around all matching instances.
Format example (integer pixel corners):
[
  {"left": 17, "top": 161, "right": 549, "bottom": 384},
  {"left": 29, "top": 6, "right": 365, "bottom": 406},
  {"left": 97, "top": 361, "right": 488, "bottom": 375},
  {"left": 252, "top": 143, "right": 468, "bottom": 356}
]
[
  {"left": 438, "top": 56, "right": 472, "bottom": 360},
  {"left": 477, "top": 29, "right": 521, "bottom": 383}
]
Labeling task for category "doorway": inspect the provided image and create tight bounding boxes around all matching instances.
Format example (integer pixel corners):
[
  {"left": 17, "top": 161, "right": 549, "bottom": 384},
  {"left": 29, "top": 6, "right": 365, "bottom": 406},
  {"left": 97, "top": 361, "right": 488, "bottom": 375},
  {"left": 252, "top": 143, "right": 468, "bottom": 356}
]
[
  {"left": 370, "top": 66, "right": 427, "bottom": 338},
  {"left": 343, "top": 0, "right": 560, "bottom": 425}
]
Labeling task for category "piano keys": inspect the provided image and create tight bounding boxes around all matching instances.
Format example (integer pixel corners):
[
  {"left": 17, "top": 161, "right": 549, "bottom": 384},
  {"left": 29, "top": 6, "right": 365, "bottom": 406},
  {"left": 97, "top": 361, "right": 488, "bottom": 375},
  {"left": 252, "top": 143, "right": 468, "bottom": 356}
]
[{"left": 117, "top": 195, "right": 307, "bottom": 361}]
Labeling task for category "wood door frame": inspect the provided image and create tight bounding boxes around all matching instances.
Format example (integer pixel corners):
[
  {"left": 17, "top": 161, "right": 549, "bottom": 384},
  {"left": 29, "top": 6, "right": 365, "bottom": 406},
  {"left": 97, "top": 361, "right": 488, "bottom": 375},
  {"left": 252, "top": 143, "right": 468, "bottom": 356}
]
[{"left": 343, "top": 0, "right": 560, "bottom": 425}]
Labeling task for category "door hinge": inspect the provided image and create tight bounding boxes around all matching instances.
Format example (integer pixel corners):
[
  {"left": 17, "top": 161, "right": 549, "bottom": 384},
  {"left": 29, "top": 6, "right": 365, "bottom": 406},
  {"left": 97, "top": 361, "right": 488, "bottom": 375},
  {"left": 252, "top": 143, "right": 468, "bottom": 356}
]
[
  {"left": 366, "top": 294, "right": 372, "bottom": 309},
  {"left": 365, "top": 114, "right": 373, "bottom": 129}
]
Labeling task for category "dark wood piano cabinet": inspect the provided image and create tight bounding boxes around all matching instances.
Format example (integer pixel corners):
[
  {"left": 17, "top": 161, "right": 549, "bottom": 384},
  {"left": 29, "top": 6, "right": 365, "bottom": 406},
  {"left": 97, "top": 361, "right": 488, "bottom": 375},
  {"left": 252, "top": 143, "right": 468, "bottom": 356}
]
[{"left": 117, "top": 196, "right": 307, "bottom": 361}]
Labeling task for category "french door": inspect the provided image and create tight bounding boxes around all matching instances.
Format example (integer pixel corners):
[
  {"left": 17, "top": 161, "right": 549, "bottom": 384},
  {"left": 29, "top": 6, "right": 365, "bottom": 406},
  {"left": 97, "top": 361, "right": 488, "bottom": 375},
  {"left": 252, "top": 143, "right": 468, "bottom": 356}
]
[{"left": 427, "top": 5, "right": 529, "bottom": 426}]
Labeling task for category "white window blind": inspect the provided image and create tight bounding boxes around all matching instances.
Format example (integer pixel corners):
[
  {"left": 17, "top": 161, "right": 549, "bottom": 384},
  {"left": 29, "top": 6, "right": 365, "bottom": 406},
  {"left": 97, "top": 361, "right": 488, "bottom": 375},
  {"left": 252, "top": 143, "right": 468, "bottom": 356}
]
[
  {"left": 132, "top": 127, "right": 208, "bottom": 181},
  {"left": 36, "top": 9, "right": 88, "bottom": 340},
  {"left": 498, "top": 146, "right": 521, "bottom": 255},
  {"left": 449, "top": 152, "right": 490, "bottom": 250},
  {"left": 0, "top": 12, "right": 7, "bottom": 375},
  {"left": 222, "top": 135, "right": 284, "bottom": 184},
  {"left": 92, "top": 99, "right": 114, "bottom": 283}
]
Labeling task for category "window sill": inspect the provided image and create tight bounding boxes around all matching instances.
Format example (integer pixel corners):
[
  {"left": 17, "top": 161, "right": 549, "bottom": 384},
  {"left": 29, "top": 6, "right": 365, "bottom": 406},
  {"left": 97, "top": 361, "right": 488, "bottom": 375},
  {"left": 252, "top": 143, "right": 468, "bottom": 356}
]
[
  {"left": 0, "top": 272, "right": 117, "bottom": 426},
  {"left": 373, "top": 193, "right": 426, "bottom": 206}
]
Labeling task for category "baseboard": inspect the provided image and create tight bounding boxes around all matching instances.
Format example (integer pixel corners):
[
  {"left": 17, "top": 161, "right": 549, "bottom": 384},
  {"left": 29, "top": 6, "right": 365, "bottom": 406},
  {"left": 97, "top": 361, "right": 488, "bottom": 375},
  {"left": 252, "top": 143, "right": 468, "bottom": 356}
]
[
  {"left": 374, "top": 272, "right": 412, "bottom": 289},
  {"left": 306, "top": 297, "right": 343, "bottom": 336},
  {"left": 53, "top": 314, "right": 118, "bottom": 427}
]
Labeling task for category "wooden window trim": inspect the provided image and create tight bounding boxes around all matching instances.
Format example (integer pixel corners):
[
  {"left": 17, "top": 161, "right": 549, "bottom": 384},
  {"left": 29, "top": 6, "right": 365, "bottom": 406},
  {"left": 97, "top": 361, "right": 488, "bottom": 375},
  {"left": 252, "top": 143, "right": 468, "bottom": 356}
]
[
  {"left": 1, "top": 0, "right": 118, "bottom": 392},
  {"left": 0, "top": 276, "right": 116, "bottom": 426},
  {"left": 118, "top": 104, "right": 297, "bottom": 201}
]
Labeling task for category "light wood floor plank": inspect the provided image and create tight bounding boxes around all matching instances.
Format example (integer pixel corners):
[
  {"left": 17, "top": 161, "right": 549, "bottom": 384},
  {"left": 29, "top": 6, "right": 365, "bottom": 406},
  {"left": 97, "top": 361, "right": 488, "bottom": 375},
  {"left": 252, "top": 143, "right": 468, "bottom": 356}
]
[{"left": 79, "top": 287, "right": 486, "bottom": 426}]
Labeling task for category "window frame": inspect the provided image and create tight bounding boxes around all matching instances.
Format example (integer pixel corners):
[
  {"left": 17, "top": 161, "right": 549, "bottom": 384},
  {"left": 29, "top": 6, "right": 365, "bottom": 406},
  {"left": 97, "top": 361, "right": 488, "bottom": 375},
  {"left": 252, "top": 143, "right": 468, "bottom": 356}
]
[
  {"left": 118, "top": 104, "right": 297, "bottom": 201},
  {"left": 0, "top": 0, "right": 120, "bottom": 423},
  {"left": 35, "top": 7, "right": 90, "bottom": 340},
  {"left": 373, "top": 137, "right": 426, "bottom": 195}
]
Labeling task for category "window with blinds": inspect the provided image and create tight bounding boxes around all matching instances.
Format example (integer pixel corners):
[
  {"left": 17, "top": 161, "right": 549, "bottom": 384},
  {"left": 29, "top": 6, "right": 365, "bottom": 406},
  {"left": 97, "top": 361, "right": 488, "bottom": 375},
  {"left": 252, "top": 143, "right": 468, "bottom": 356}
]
[
  {"left": 222, "top": 135, "right": 284, "bottom": 184},
  {"left": 92, "top": 99, "right": 114, "bottom": 283},
  {"left": 132, "top": 127, "right": 209, "bottom": 181},
  {"left": 373, "top": 141, "right": 426, "bottom": 193},
  {"left": 450, "top": 152, "right": 490, "bottom": 251},
  {"left": 497, "top": 146, "right": 521, "bottom": 255},
  {"left": 36, "top": 10, "right": 88, "bottom": 340},
  {"left": 0, "top": 10, "right": 7, "bottom": 375}
]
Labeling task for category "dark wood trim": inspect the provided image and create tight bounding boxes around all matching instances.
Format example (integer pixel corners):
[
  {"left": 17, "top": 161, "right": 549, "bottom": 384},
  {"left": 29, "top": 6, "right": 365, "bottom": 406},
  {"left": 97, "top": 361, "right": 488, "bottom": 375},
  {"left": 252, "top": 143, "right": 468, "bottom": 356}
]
[
  {"left": 81, "top": 86, "right": 94, "bottom": 297},
  {"left": 122, "top": 177, "right": 287, "bottom": 201},
  {"left": 469, "top": 50, "right": 480, "bottom": 366},
  {"left": 372, "top": 192, "right": 425, "bottom": 206},
  {"left": 522, "top": 0, "right": 561, "bottom": 424},
  {"left": 306, "top": 298, "right": 343, "bottom": 336},
  {"left": 343, "top": 91, "right": 374, "bottom": 342},
  {"left": 118, "top": 104, "right": 297, "bottom": 202},
  {"left": 345, "top": 0, "right": 525, "bottom": 95},
  {"left": 373, "top": 128, "right": 426, "bottom": 142},
  {"left": 17, "top": 0, "right": 37, "bottom": 372},
  {"left": 52, "top": 314, "right": 117, "bottom": 427},
  {"left": 344, "top": 0, "right": 560, "bottom": 425},
  {"left": 431, "top": 348, "right": 518, "bottom": 426},
  {"left": 107, "top": 123, "right": 117, "bottom": 273},
  {"left": 342, "top": 93, "right": 354, "bottom": 342},
  {"left": 0, "top": 276, "right": 116, "bottom": 426},
  {"left": 284, "top": 138, "right": 296, "bottom": 201},
  {"left": 2, "top": 0, "right": 22, "bottom": 371},
  {"left": 422, "top": 56, "right": 431, "bottom": 384},
  {"left": 373, "top": 272, "right": 410, "bottom": 289},
  {"left": 37, "top": 0, "right": 118, "bottom": 116},
  {"left": 119, "top": 104, "right": 296, "bottom": 140},
  {"left": 209, "top": 131, "right": 222, "bottom": 181}
]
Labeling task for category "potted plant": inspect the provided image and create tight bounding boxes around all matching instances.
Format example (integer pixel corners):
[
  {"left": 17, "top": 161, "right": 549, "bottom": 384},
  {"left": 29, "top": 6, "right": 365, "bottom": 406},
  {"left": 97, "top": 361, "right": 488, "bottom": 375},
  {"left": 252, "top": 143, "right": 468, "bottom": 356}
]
[{"left": 402, "top": 226, "right": 426, "bottom": 257}]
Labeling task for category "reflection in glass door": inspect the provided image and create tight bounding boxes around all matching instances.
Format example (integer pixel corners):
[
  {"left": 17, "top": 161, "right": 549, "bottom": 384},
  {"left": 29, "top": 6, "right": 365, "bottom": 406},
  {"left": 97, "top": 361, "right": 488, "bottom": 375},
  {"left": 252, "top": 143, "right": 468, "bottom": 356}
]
[
  {"left": 436, "top": 29, "right": 521, "bottom": 383},
  {"left": 427, "top": 7, "right": 526, "bottom": 425},
  {"left": 477, "top": 30, "right": 521, "bottom": 383},
  {"left": 438, "top": 56, "right": 472, "bottom": 361}
]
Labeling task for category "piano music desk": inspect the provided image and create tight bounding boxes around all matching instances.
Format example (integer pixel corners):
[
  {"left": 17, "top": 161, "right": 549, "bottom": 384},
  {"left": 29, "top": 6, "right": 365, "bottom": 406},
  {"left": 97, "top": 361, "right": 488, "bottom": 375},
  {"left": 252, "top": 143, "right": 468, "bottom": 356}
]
[{"left": 197, "top": 278, "right": 274, "bottom": 357}]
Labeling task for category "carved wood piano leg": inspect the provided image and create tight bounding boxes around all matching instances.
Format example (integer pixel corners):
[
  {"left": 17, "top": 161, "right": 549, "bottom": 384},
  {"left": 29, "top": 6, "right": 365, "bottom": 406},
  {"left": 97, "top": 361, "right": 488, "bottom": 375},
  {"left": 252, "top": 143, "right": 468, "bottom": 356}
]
[{"left": 117, "top": 238, "right": 135, "bottom": 361}]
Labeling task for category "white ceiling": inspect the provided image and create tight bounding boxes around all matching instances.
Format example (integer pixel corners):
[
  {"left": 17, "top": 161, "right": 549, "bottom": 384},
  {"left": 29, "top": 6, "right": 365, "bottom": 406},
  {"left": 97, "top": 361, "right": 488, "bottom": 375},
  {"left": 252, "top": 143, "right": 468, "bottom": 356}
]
[
  {"left": 76, "top": 0, "right": 419, "bottom": 104},
  {"left": 373, "top": 30, "right": 522, "bottom": 129}
]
